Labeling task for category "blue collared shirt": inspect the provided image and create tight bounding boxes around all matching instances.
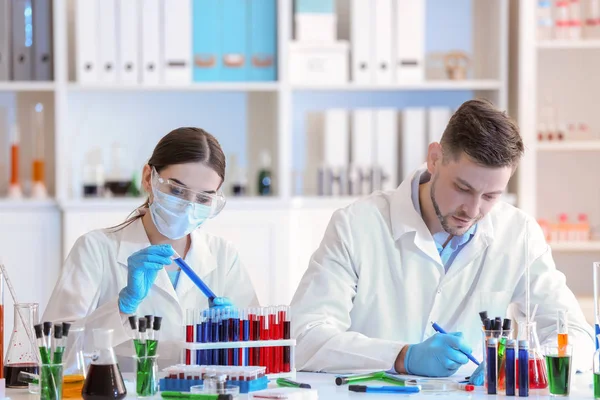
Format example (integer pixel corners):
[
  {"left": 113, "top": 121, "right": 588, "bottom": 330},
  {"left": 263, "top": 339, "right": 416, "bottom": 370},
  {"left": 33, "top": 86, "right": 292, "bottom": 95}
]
[{"left": 411, "top": 170, "right": 476, "bottom": 272}]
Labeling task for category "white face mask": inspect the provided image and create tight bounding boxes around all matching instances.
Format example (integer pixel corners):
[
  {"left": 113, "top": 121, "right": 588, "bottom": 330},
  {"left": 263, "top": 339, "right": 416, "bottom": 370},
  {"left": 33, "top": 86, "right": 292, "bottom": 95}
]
[{"left": 149, "top": 189, "right": 212, "bottom": 240}]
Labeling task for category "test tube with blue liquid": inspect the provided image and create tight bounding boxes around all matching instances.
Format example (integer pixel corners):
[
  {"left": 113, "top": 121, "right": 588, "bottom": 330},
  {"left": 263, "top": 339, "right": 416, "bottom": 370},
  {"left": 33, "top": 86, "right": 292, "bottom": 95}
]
[
  {"left": 487, "top": 337, "right": 498, "bottom": 394},
  {"left": 210, "top": 308, "right": 220, "bottom": 365}
]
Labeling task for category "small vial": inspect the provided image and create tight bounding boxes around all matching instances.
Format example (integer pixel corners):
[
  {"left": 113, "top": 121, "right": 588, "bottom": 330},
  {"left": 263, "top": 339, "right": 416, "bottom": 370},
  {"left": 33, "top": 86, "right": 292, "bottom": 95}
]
[
  {"left": 506, "top": 339, "right": 516, "bottom": 396},
  {"left": 569, "top": 0, "right": 583, "bottom": 39},
  {"left": 487, "top": 337, "right": 498, "bottom": 395},
  {"left": 556, "top": 0, "right": 571, "bottom": 39},
  {"left": 518, "top": 340, "right": 530, "bottom": 397},
  {"left": 537, "top": 0, "right": 554, "bottom": 40},
  {"left": 586, "top": 0, "right": 600, "bottom": 38}
]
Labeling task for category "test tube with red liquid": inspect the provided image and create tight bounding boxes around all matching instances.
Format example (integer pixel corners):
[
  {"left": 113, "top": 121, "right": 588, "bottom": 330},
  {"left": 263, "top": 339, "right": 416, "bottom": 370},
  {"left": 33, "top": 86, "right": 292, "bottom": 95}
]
[
  {"left": 282, "top": 305, "right": 291, "bottom": 372},
  {"left": 185, "top": 309, "right": 194, "bottom": 365},
  {"left": 261, "top": 307, "right": 271, "bottom": 373}
]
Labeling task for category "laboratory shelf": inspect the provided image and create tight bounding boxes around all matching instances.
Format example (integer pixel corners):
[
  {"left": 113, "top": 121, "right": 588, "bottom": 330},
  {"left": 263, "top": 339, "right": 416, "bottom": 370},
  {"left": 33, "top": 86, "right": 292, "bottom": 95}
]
[
  {"left": 537, "top": 141, "right": 600, "bottom": 151},
  {"left": 550, "top": 241, "right": 600, "bottom": 252},
  {"left": 0, "top": 198, "right": 58, "bottom": 210},
  {"left": 66, "top": 82, "right": 281, "bottom": 92},
  {"left": 291, "top": 79, "right": 503, "bottom": 92},
  {"left": 537, "top": 40, "right": 600, "bottom": 49},
  {"left": 0, "top": 82, "right": 56, "bottom": 92}
]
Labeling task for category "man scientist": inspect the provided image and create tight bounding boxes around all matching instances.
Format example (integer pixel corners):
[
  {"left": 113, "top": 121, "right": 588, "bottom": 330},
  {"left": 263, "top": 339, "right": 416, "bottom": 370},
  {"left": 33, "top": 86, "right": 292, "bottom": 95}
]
[{"left": 290, "top": 99, "right": 594, "bottom": 379}]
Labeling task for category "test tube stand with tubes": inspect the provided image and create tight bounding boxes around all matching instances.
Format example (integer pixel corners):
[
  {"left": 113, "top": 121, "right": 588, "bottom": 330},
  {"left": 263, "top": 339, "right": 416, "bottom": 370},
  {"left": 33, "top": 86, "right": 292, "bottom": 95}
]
[{"left": 180, "top": 340, "right": 297, "bottom": 380}]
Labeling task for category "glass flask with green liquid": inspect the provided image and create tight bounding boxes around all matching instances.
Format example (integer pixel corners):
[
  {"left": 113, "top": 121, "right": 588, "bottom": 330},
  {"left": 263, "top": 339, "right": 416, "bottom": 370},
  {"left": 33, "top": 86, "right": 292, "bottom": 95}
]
[{"left": 594, "top": 335, "right": 600, "bottom": 399}]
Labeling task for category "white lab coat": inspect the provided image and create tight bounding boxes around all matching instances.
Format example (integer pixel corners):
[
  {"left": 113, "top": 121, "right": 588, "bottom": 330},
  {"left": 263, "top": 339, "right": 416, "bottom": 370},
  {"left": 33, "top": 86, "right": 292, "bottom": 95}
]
[
  {"left": 291, "top": 167, "right": 594, "bottom": 374},
  {"left": 43, "top": 217, "right": 258, "bottom": 371}
]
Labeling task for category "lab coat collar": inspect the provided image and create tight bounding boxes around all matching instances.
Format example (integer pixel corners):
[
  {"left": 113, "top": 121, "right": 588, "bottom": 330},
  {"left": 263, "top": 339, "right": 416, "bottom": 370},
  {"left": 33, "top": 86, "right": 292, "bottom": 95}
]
[{"left": 389, "top": 166, "right": 495, "bottom": 263}]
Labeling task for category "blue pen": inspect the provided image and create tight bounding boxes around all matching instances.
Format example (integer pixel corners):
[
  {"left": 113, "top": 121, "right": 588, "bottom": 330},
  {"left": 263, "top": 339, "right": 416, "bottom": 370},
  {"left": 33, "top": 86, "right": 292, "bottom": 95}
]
[
  {"left": 172, "top": 254, "right": 217, "bottom": 301},
  {"left": 348, "top": 385, "right": 420, "bottom": 394},
  {"left": 431, "top": 321, "right": 480, "bottom": 366}
]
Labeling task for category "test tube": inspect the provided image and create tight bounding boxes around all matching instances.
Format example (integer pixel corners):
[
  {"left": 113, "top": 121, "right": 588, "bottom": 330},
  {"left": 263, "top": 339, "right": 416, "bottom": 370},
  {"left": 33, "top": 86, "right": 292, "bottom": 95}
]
[
  {"left": 9, "top": 124, "right": 20, "bottom": 192},
  {"left": 43, "top": 321, "right": 52, "bottom": 351},
  {"left": 222, "top": 309, "right": 231, "bottom": 366},
  {"left": 487, "top": 337, "right": 498, "bottom": 395},
  {"left": 202, "top": 310, "right": 211, "bottom": 365},
  {"left": 261, "top": 307, "right": 270, "bottom": 373},
  {"left": 128, "top": 316, "right": 138, "bottom": 338},
  {"left": 185, "top": 309, "right": 194, "bottom": 365},
  {"left": 195, "top": 309, "right": 202, "bottom": 366},
  {"left": 252, "top": 308, "right": 261, "bottom": 367},
  {"left": 232, "top": 308, "right": 240, "bottom": 366},
  {"left": 282, "top": 305, "right": 291, "bottom": 372},
  {"left": 31, "top": 103, "right": 47, "bottom": 197},
  {"left": 518, "top": 340, "right": 529, "bottom": 397},
  {"left": 138, "top": 318, "right": 148, "bottom": 357},
  {"left": 506, "top": 339, "right": 516, "bottom": 397},
  {"left": 270, "top": 306, "right": 281, "bottom": 374},
  {"left": 241, "top": 309, "right": 249, "bottom": 366},
  {"left": 558, "top": 310, "right": 568, "bottom": 356},
  {"left": 248, "top": 308, "right": 255, "bottom": 365},
  {"left": 211, "top": 308, "right": 221, "bottom": 365}
]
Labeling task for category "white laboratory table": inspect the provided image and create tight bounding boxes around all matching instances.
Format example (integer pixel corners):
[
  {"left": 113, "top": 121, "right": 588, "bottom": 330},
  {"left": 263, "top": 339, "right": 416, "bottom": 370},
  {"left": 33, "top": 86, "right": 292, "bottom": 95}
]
[{"left": 4, "top": 372, "right": 597, "bottom": 399}]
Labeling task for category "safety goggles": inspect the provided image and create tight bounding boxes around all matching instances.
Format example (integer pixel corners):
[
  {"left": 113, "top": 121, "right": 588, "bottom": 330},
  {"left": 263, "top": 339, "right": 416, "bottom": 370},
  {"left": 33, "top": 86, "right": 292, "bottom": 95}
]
[{"left": 151, "top": 167, "right": 226, "bottom": 217}]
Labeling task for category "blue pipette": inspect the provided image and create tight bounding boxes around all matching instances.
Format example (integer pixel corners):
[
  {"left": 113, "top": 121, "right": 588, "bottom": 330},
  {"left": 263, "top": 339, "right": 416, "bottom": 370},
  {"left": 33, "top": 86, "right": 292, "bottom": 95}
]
[{"left": 172, "top": 253, "right": 216, "bottom": 302}]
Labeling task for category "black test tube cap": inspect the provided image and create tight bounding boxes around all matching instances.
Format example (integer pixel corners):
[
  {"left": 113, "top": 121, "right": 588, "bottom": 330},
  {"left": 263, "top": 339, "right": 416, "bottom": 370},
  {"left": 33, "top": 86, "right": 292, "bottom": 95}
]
[
  {"left": 128, "top": 316, "right": 137, "bottom": 330},
  {"left": 153, "top": 316, "right": 163, "bottom": 331},
  {"left": 34, "top": 324, "right": 43, "bottom": 339},
  {"left": 62, "top": 322, "right": 72, "bottom": 337},
  {"left": 335, "top": 377, "right": 346, "bottom": 386},
  {"left": 54, "top": 324, "right": 63, "bottom": 339},
  {"left": 138, "top": 317, "right": 147, "bottom": 333},
  {"left": 349, "top": 385, "right": 368, "bottom": 393},
  {"left": 494, "top": 318, "right": 502, "bottom": 330},
  {"left": 43, "top": 321, "right": 52, "bottom": 336},
  {"left": 479, "top": 311, "right": 488, "bottom": 323},
  {"left": 145, "top": 315, "right": 154, "bottom": 326},
  {"left": 503, "top": 318, "right": 512, "bottom": 331},
  {"left": 483, "top": 318, "right": 492, "bottom": 331}
]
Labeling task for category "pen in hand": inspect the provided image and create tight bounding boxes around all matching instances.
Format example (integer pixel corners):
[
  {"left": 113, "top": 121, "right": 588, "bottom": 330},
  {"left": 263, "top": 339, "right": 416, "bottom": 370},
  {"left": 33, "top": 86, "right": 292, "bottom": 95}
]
[{"left": 431, "top": 321, "right": 480, "bottom": 366}]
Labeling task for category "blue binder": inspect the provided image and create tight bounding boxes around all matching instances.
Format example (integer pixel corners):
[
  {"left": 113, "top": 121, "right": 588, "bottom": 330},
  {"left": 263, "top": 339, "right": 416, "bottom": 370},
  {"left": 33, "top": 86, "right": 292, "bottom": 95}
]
[
  {"left": 192, "top": 0, "right": 220, "bottom": 82},
  {"left": 221, "top": 0, "right": 247, "bottom": 81},
  {"left": 249, "top": 0, "right": 276, "bottom": 81}
]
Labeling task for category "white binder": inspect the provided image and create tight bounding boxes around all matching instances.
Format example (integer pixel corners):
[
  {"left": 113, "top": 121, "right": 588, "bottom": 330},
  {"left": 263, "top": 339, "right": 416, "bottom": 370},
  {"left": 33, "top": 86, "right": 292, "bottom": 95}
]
[
  {"left": 351, "top": 109, "right": 375, "bottom": 195},
  {"left": 374, "top": 0, "right": 393, "bottom": 84},
  {"left": 375, "top": 108, "right": 398, "bottom": 191},
  {"left": 427, "top": 107, "right": 452, "bottom": 144},
  {"left": 98, "top": 0, "right": 117, "bottom": 83},
  {"left": 76, "top": 0, "right": 98, "bottom": 83},
  {"left": 400, "top": 108, "right": 426, "bottom": 179},
  {"left": 118, "top": 0, "right": 140, "bottom": 84},
  {"left": 394, "top": 0, "right": 425, "bottom": 83},
  {"left": 163, "top": 0, "right": 192, "bottom": 84},
  {"left": 325, "top": 109, "right": 349, "bottom": 168},
  {"left": 140, "top": 0, "right": 161, "bottom": 85},
  {"left": 0, "top": 0, "right": 10, "bottom": 80},
  {"left": 350, "top": 0, "right": 373, "bottom": 84}
]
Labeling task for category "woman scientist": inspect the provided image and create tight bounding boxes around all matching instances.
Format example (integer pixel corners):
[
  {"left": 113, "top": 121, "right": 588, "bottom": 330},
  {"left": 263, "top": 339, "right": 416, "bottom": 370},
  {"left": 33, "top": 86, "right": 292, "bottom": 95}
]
[{"left": 43, "top": 127, "right": 259, "bottom": 369}]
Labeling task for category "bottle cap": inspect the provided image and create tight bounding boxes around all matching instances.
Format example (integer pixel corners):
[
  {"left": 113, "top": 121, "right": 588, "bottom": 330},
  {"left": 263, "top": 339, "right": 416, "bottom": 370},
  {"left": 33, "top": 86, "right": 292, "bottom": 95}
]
[
  {"left": 62, "top": 322, "right": 72, "bottom": 337},
  {"left": 145, "top": 315, "right": 154, "bottom": 326},
  {"left": 479, "top": 311, "right": 488, "bottom": 322},
  {"left": 502, "top": 318, "right": 512, "bottom": 331},
  {"left": 487, "top": 337, "right": 498, "bottom": 345},
  {"left": 53, "top": 324, "right": 63, "bottom": 339},
  {"left": 483, "top": 318, "right": 492, "bottom": 331},
  {"left": 518, "top": 340, "right": 529, "bottom": 349},
  {"left": 506, "top": 339, "right": 516, "bottom": 347},
  {"left": 138, "top": 318, "right": 147, "bottom": 333},
  {"left": 128, "top": 316, "right": 137, "bottom": 330},
  {"left": 153, "top": 316, "right": 163, "bottom": 331},
  {"left": 93, "top": 329, "right": 114, "bottom": 349},
  {"left": 43, "top": 321, "right": 52, "bottom": 336},
  {"left": 34, "top": 324, "right": 43, "bottom": 339}
]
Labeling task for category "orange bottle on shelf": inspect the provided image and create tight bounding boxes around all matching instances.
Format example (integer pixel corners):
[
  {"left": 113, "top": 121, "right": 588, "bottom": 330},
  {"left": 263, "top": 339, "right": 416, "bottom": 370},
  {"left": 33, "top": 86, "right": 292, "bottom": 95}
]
[
  {"left": 8, "top": 124, "right": 23, "bottom": 198},
  {"left": 31, "top": 103, "right": 47, "bottom": 198}
]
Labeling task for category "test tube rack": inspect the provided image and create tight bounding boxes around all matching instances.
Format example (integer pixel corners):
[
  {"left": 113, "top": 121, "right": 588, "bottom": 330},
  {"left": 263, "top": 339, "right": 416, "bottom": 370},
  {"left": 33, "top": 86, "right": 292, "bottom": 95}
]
[{"left": 180, "top": 339, "right": 297, "bottom": 380}]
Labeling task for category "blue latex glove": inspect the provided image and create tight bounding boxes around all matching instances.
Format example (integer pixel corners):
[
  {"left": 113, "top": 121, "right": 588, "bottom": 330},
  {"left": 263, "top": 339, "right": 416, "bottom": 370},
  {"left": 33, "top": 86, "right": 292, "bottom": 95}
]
[
  {"left": 405, "top": 332, "right": 472, "bottom": 377},
  {"left": 209, "top": 297, "right": 234, "bottom": 310},
  {"left": 118, "top": 244, "right": 175, "bottom": 314},
  {"left": 469, "top": 361, "right": 485, "bottom": 386}
]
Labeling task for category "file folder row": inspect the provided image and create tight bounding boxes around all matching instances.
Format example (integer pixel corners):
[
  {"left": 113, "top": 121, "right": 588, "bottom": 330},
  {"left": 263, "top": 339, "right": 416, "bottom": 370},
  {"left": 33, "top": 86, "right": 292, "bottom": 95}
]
[
  {"left": 0, "top": 0, "right": 53, "bottom": 81},
  {"left": 351, "top": 0, "right": 425, "bottom": 84},
  {"left": 76, "top": 0, "right": 277, "bottom": 85},
  {"left": 305, "top": 107, "right": 453, "bottom": 196}
]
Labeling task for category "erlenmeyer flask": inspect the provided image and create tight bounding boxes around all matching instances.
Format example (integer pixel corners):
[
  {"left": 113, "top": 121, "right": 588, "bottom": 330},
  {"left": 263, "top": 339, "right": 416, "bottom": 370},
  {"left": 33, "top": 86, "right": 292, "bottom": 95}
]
[
  {"left": 517, "top": 321, "right": 548, "bottom": 389},
  {"left": 82, "top": 329, "right": 126, "bottom": 400},
  {"left": 4, "top": 303, "right": 39, "bottom": 387},
  {"left": 63, "top": 327, "right": 88, "bottom": 398}
]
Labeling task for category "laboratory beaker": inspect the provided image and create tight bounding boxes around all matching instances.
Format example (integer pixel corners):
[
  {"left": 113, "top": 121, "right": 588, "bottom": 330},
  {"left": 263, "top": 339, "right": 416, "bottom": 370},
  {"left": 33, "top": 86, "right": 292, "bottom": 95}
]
[
  {"left": 4, "top": 303, "right": 39, "bottom": 387},
  {"left": 545, "top": 344, "right": 572, "bottom": 396},
  {"left": 517, "top": 321, "right": 548, "bottom": 390},
  {"left": 41, "top": 363, "right": 63, "bottom": 400},
  {"left": 81, "top": 329, "right": 126, "bottom": 400},
  {"left": 62, "top": 327, "right": 87, "bottom": 398},
  {"left": 134, "top": 355, "right": 158, "bottom": 397}
]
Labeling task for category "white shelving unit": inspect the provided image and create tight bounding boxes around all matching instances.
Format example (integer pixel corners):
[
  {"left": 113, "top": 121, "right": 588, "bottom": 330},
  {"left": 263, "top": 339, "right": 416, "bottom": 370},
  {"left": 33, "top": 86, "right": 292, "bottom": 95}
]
[
  {"left": 0, "top": 0, "right": 510, "bottom": 308},
  {"left": 515, "top": 1, "right": 600, "bottom": 316}
]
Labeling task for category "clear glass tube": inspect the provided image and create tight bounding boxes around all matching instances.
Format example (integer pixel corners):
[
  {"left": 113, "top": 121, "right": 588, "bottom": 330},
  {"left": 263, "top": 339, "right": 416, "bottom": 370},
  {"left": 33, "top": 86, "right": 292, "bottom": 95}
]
[{"left": 32, "top": 103, "right": 45, "bottom": 185}]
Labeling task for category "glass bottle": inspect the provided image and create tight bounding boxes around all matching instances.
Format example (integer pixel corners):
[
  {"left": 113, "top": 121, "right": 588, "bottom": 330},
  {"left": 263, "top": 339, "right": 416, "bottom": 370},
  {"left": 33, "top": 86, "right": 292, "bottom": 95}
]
[
  {"left": 63, "top": 327, "right": 88, "bottom": 399},
  {"left": 82, "top": 329, "right": 126, "bottom": 400},
  {"left": 517, "top": 321, "right": 548, "bottom": 389},
  {"left": 4, "top": 303, "right": 40, "bottom": 388},
  {"left": 594, "top": 335, "right": 600, "bottom": 399},
  {"left": 31, "top": 103, "right": 47, "bottom": 199},
  {"left": 257, "top": 150, "right": 272, "bottom": 196}
]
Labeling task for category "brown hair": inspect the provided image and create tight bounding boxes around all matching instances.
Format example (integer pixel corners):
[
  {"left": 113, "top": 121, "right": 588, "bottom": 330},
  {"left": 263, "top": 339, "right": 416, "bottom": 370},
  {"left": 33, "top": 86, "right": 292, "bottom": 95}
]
[
  {"left": 110, "top": 127, "right": 226, "bottom": 231},
  {"left": 440, "top": 98, "right": 524, "bottom": 168}
]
